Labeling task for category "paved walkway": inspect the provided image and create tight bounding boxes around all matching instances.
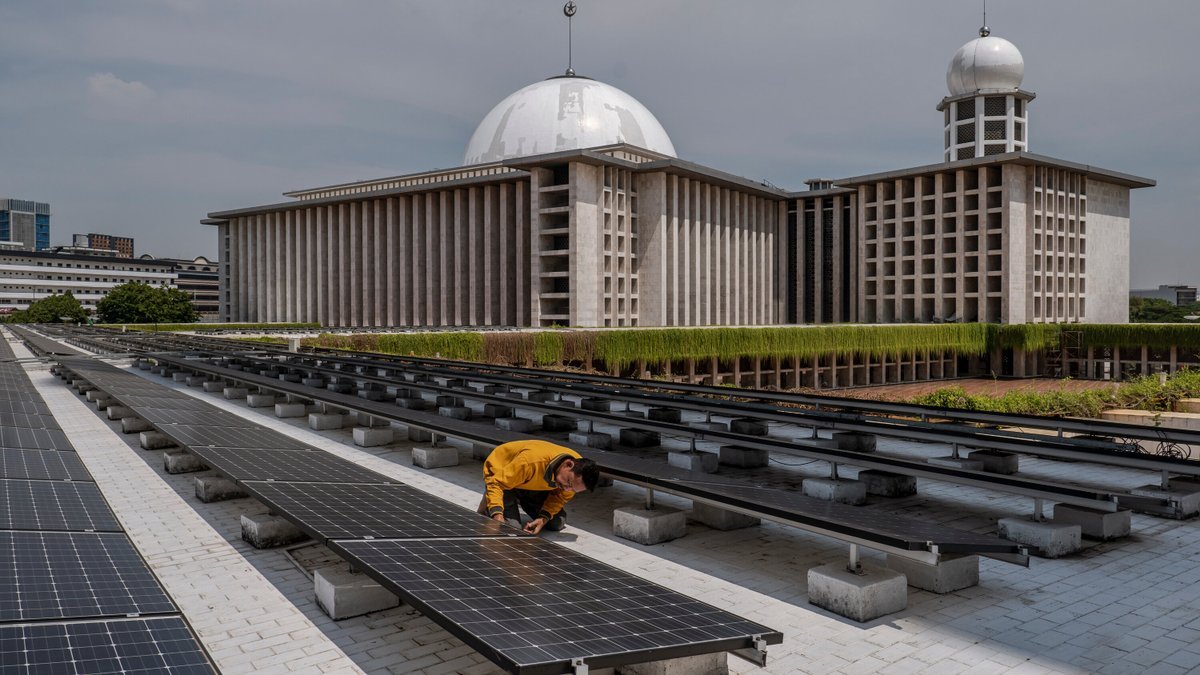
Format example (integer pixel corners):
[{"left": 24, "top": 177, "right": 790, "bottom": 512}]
[{"left": 28, "top": 343, "right": 1200, "bottom": 674}]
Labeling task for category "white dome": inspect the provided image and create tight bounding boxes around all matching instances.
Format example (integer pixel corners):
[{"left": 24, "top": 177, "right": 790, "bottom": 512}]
[
  {"left": 464, "top": 76, "right": 676, "bottom": 165},
  {"left": 946, "top": 33, "right": 1024, "bottom": 96}
]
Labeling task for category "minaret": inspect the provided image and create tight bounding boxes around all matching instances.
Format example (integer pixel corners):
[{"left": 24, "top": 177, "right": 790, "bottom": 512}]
[{"left": 937, "top": 25, "right": 1034, "bottom": 161}]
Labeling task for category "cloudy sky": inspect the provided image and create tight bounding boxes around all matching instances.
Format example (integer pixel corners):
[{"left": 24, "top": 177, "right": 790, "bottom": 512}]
[{"left": 0, "top": 1, "right": 1194, "bottom": 287}]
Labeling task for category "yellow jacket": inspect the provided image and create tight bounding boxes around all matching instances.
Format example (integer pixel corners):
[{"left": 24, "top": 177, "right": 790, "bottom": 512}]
[{"left": 483, "top": 440, "right": 581, "bottom": 520}]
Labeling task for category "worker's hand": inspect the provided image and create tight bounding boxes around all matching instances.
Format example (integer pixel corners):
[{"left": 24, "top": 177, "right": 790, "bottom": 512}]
[
  {"left": 492, "top": 513, "right": 506, "bottom": 523},
  {"left": 524, "top": 517, "right": 547, "bottom": 535}
]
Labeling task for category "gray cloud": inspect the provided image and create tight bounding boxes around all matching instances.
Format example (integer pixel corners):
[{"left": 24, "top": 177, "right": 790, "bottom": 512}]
[{"left": 0, "top": 0, "right": 1193, "bottom": 288}]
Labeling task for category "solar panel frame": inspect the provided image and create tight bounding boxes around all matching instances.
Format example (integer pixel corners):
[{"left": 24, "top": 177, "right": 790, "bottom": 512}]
[
  {"left": 186, "top": 447, "right": 395, "bottom": 484},
  {"left": 154, "top": 425, "right": 313, "bottom": 451},
  {"left": 241, "top": 481, "right": 521, "bottom": 542},
  {"left": 0, "top": 448, "right": 92, "bottom": 481},
  {"left": 0, "top": 427, "right": 73, "bottom": 452},
  {"left": 331, "top": 537, "right": 782, "bottom": 674},
  {"left": 0, "top": 479, "right": 121, "bottom": 532},
  {"left": 0, "top": 532, "right": 177, "bottom": 622},
  {"left": 0, "top": 616, "right": 215, "bottom": 674}
]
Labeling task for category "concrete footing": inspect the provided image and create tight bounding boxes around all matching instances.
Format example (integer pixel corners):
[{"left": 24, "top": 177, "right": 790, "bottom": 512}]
[
  {"left": 619, "top": 428, "right": 661, "bottom": 448},
  {"left": 615, "top": 652, "right": 727, "bottom": 675},
  {"left": 803, "top": 478, "right": 868, "bottom": 505},
  {"left": 717, "top": 445, "right": 768, "bottom": 468},
  {"left": 568, "top": 431, "right": 612, "bottom": 449},
  {"left": 690, "top": 502, "right": 759, "bottom": 531},
  {"left": 395, "top": 398, "right": 431, "bottom": 410},
  {"left": 121, "top": 417, "right": 153, "bottom": 434},
  {"left": 223, "top": 387, "right": 249, "bottom": 400},
  {"left": 105, "top": 405, "right": 132, "bottom": 421},
  {"left": 185, "top": 376, "right": 208, "bottom": 387},
  {"left": 997, "top": 518, "right": 1081, "bottom": 558},
  {"left": 195, "top": 476, "right": 247, "bottom": 503},
  {"left": 302, "top": 377, "right": 326, "bottom": 388},
  {"left": 730, "top": 418, "right": 769, "bottom": 436},
  {"left": 483, "top": 403, "right": 514, "bottom": 419},
  {"left": 807, "top": 562, "right": 908, "bottom": 622},
  {"left": 668, "top": 451, "right": 718, "bottom": 474},
  {"left": 95, "top": 398, "right": 112, "bottom": 411},
  {"left": 1131, "top": 479, "right": 1200, "bottom": 519},
  {"left": 202, "top": 381, "right": 225, "bottom": 393},
  {"left": 495, "top": 417, "right": 534, "bottom": 433},
  {"left": 275, "top": 402, "right": 307, "bottom": 418},
  {"left": 171, "top": 372, "right": 189, "bottom": 383},
  {"left": 927, "top": 457, "right": 985, "bottom": 471},
  {"left": 438, "top": 406, "right": 472, "bottom": 420},
  {"left": 646, "top": 407, "right": 683, "bottom": 423},
  {"left": 886, "top": 554, "right": 979, "bottom": 593},
  {"left": 967, "top": 450, "right": 1020, "bottom": 474},
  {"left": 1053, "top": 504, "right": 1132, "bottom": 540},
  {"left": 526, "top": 391, "right": 559, "bottom": 403},
  {"left": 856, "top": 470, "right": 917, "bottom": 497},
  {"left": 833, "top": 432, "right": 877, "bottom": 452},
  {"left": 138, "top": 431, "right": 174, "bottom": 451},
  {"left": 308, "top": 413, "right": 347, "bottom": 431},
  {"left": 580, "top": 397, "right": 611, "bottom": 412},
  {"left": 541, "top": 414, "right": 577, "bottom": 432},
  {"left": 613, "top": 507, "right": 687, "bottom": 545},
  {"left": 407, "top": 427, "right": 433, "bottom": 442},
  {"left": 246, "top": 393, "right": 276, "bottom": 408},
  {"left": 84, "top": 389, "right": 108, "bottom": 403},
  {"left": 241, "top": 513, "right": 306, "bottom": 549},
  {"left": 413, "top": 446, "right": 460, "bottom": 469},
  {"left": 353, "top": 427, "right": 394, "bottom": 447},
  {"left": 164, "top": 451, "right": 206, "bottom": 474},
  {"left": 315, "top": 565, "right": 400, "bottom": 620}
]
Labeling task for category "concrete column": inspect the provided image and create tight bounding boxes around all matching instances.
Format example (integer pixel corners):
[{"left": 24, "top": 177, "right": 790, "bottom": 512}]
[
  {"left": 422, "top": 192, "right": 437, "bottom": 325},
  {"left": 373, "top": 198, "right": 386, "bottom": 326},
  {"left": 482, "top": 184, "right": 496, "bottom": 325},
  {"left": 349, "top": 201, "right": 361, "bottom": 326},
  {"left": 569, "top": 162, "right": 603, "bottom": 327},
  {"left": 385, "top": 197, "right": 399, "bottom": 326},
  {"left": 515, "top": 180, "right": 530, "bottom": 327},
  {"left": 398, "top": 195, "right": 412, "bottom": 325}
]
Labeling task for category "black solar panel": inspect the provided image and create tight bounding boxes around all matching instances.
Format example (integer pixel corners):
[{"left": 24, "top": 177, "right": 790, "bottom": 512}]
[
  {"left": 0, "top": 413, "right": 61, "bottom": 431},
  {"left": 332, "top": 537, "right": 781, "bottom": 673},
  {"left": 0, "top": 617, "right": 214, "bottom": 674},
  {"left": 0, "top": 427, "right": 73, "bottom": 452},
  {"left": 0, "top": 532, "right": 176, "bottom": 621},
  {"left": 187, "top": 447, "right": 392, "bottom": 484},
  {"left": 0, "top": 449, "right": 91, "bottom": 481},
  {"left": 158, "top": 425, "right": 313, "bottom": 452},
  {"left": 0, "top": 399, "right": 52, "bottom": 416},
  {"left": 242, "top": 481, "right": 518, "bottom": 541},
  {"left": 137, "top": 409, "right": 262, "bottom": 428},
  {"left": 0, "top": 480, "right": 120, "bottom": 532}
]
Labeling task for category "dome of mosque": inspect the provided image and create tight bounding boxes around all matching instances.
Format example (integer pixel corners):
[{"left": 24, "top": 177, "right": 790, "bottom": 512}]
[{"left": 946, "top": 29, "right": 1025, "bottom": 96}]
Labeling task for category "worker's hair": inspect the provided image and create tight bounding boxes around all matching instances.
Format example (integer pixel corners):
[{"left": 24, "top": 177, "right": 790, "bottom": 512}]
[{"left": 571, "top": 457, "right": 601, "bottom": 492}]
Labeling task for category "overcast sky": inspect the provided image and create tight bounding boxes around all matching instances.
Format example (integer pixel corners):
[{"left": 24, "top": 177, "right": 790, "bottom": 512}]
[{"left": 0, "top": 1, "right": 1194, "bottom": 288}]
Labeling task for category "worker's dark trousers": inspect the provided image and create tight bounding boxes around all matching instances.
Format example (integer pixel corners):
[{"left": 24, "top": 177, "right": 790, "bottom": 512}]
[{"left": 478, "top": 490, "right": 566, "bottom": 530}]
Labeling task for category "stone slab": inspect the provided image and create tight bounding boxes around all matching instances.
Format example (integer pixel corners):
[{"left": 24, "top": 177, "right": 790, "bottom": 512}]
[
  {"left": 886, "top": 554, "right": 979, "bottom": 594},
  {"left": 241, "top": 513, "right": 307, "bottom": 549},
  {"left": 856, "top": 470, "right": 918, "bottom": 497},
  {"left": 668, "top": 451, "right": 718, "bottom": 474},
  {"left": 613, "top": 506, "right": 687, "bottom": 545},
  {"left": 412, "top": 446, "right": 460, "bottom": 469},
  {"left": 807, "top": 562, "right": 907, "bottom": 622},
  {"left": 1053, "top": 504, "right": 1132, "bottom": 540},
  {"left": 353, "top": 427, "right": 394, "bottom": 448},
  {"left": 315, "top": 564, "right": 401, "bottom": 620},
  {"left": 718, "top": 445, "right": 768, "bottom": 468},
  {"left": 690, "top": 502, "right": 759, "bottom": 531},
  {"left": 195, "top": 476, "right": 248, "bottom": 503},
  {"left": 997, "top": 518, "right": 1081, "bottom": 558},
  {"left": 803, "top": 478, "right": 867, "bottom": 505}
]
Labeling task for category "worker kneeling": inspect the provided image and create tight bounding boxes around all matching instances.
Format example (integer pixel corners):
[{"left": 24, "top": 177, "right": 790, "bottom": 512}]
[{"left": 478, "top": 439, "right": 600, "bottom": 535}]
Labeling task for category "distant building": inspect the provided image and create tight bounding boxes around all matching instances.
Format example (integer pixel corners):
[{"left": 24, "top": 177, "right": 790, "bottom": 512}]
[
  {"left": 83, "top": 233, "right": 134, "bottom": 258},
  {"left": 141, "top": 254, "right": 220, "bottom": 318},
  {"left": 0, "top": 198, "right": 50, "bottom": 252},
  {"left": 0, "top": 250, "right": 174, "bottom": 313},
  {"left": 1131, "top": 285, "right": 1198, "bottom": 307}
]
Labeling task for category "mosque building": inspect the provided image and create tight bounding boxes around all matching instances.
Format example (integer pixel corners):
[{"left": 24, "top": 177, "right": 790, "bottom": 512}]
[{"left": 205, "top": 21, "right": 1153, "bottom": 329}]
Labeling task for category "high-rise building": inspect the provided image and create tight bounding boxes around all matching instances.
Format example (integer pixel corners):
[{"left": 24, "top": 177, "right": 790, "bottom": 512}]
[
  {"left": 140, "top": 254, "right": 220, "bottom": 318},
  {"left": 0, "top": 199, "right": 50, "bottom": 252}
]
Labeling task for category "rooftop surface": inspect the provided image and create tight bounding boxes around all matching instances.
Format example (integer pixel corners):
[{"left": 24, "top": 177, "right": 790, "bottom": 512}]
[{"left": 9, "top": 332, "right": 1200, "bottom": 674}]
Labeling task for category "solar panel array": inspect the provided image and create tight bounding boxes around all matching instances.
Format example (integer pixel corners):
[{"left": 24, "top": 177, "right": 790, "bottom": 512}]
[
  {"left": 0, "top": 332, "right": 214, "bottom": 673},
  {"left": 55, "top": 353, "right": 781, "bottom": 674}
]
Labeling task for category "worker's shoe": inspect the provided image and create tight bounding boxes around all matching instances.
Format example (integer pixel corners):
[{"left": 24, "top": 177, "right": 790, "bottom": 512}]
[{"left": 543, "top": 513, "right": 566, "bottom": 532}]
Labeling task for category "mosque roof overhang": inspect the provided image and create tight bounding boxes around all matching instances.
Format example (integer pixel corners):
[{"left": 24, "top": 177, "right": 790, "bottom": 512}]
[{"left": 833, "top": 151, "right": 1156, "bottom": 190}]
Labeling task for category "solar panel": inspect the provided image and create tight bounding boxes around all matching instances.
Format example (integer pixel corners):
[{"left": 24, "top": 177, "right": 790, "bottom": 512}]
[
  {"left": 0, "top": 449, "right": 91, "bottom": 481},
  {"left": 136, "top": 409, "right": 262, "bottom": 428},
  {"left": 0, "top": 480, "right": 120, "bottom": 533},
  {"left": 0, "top": 616, "right": 214, "bottom": 674},
  {"left": 0, "top": 427, "right": 73, "bottom": 452},
  {"left": 0, "top": 413, "right": 61, "bottom": 431},
  {"left": 242, "top": 481, "right": 518, "bottom": 541},
  {"left": 186, "top": 447, "right": 393, "bottom": 484},
  {"left": 0, "top": 399, "right": 52, "bottom": 416},
  {"left": 0, "top": 532, "right": 177, "bottom": 621},
  {"left": 331, "top": 537, "right": 781, "bottom": 673},
  {"left": 155, "top": 425, "right": 312, "bottom": 451}
]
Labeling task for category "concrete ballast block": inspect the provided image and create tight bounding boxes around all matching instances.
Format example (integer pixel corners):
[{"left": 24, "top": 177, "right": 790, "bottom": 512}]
[
  {"left": 171, "top": 372, "right": 189, "bottom": 382},
  {"left": 195, "top": 476, "right": 248, "bottom": 503},
  {"left": 105, "top": 405, "right": 132, "bottom": 421},
  {"left": 1130, "top": 479, "right": 1200, "bottom": 519},
  {"left": 483, "top": 403, "right": 514, "bottom": 419},
  {"left": 495, "top": 417, "right": 534, "bottom": 433},
  {"left": 668, "top": 451, "right": 718, "bottom": 474},
  {"left": 997, "top": 518, "right": 1081, "bottom": 558},
  {"left": 857, "top": 470, "right": 918, "bottom": 497},
  {"left": 616, "top": 652, "right": 727, "bottom": 675},
  {"left": 138, "top": 431, "right": 174, "bottom": 451},
  {"left": 407, "top": 427, "right": 433, "bottom": 442},
  {"left": 568, "top": 431, "right": 612, "bottom": 449},
  {"left": 580, "top": 397, "right": 611, "bottom": 412},
  {"left": 832, "top": 432, "right": 877, "bottom": 452},
  {"left": 353, "top": 427, "right": 394, "bottom": 447},
  {"left": 541, "top": 414, "right": 577, "bottom": 431},
  {"left": 223, "top": 387, "right": 249, "bottom": 400},
  {"left": 275, "top": 402, "right": 307, "bottom": 418},
  {"left": 315, "top": 565, "right": 400, "bottom": 620},
  {"left": 121, "top": 417, "right": 153, "bottom": 434},
  {"left": 185, "top": 376, "right": 207, "bottom": 387},
  {"left": 246, "top": 393, "right": 277, "bottom": 408},
  {"left": 164, "top": 451, "right": 206, "bottom": 474},
  {"left": 613, "top": 506, "right": 687, "bottom": 545},
  {"left": 927, "top": 457, "right": 985, "bottom": 471},
  {"left": 202, "top": 381, "right": 225, "bottom": 393},
  {"left": 1053, "top": 504, "right": 1132, "bottom": 540},
  {"left": 412, "top": 446, "right": 460, "bottom": 469},
  {"left": 808, "top": 562, "right": 908, "bottom": 622},
  {"left": 646, "top": 407, "right": 683, "bottom": 423},
  {"left": 803, "top": 478, "right": 868, "bottom": 505},
  {"left": 690, "top": 502, "right": 759, "bottom": 531},
  {"left": 241, "top": 513, "right": 306, "bottom": 549},
  {"left": 886, "top": 554, "right": 979, "bottom": 594},
  {"left": 438, "top": 406, "right": 472, "bottom": 420},
  {"left": 619, "top": 428, "right": 661, "bottom": 448},
  {"left": 730, "top": 417, "right": 769, "bottom": 436},
  {"left": 718, "top": 445, "right": 768, "bottom": 468},
  {"left": 308, "top": 413, "right": 347, "bottom": 431},
  {"left": 967, "top": 449, "right": 1020, "bottom": 474}
]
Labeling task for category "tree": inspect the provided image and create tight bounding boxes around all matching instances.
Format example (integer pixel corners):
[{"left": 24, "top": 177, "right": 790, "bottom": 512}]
[
  {"left": 1129, "top": 296, "right": 1200, "bottom": 323},
  {"left": 4, "top": 292, "right": 87, "bottom": 324},
  {"left": 96, "top": 282, "right": 199, "bottom": 324}
]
